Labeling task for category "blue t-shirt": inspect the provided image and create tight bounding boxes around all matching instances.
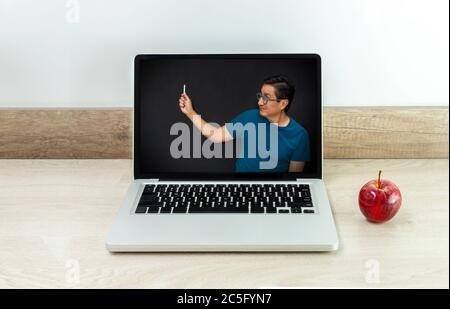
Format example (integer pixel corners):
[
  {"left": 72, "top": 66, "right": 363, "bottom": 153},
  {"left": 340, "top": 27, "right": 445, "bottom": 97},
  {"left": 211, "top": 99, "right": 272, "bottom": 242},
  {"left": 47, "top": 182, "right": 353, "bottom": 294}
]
[{"left": 225, "top": 109, "right": 310, "bottom": 172}]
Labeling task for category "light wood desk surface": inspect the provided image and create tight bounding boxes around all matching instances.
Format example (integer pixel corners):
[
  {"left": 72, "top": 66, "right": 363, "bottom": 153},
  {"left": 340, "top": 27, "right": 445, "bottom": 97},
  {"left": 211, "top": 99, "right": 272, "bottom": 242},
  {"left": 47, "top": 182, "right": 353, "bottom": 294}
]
[{"left": 0, "top": 159, "right": 448, "bottom": 288}]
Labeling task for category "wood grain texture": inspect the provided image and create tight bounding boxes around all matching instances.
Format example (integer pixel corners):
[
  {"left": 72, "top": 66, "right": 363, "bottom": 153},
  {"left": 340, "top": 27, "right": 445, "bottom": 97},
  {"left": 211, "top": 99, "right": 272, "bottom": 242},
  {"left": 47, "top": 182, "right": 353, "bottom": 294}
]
[
  {"left": 0, "top": 159, "right": 447, "bottom": 288},
  {"left": 0, "top": 109, "right": 132, "bottom": 159},
  {"left": 324, "top": 107, "right": 449, "bottom": 158},
  {"left": 0, "top": 107, "right": 448, "bottom": 159}
]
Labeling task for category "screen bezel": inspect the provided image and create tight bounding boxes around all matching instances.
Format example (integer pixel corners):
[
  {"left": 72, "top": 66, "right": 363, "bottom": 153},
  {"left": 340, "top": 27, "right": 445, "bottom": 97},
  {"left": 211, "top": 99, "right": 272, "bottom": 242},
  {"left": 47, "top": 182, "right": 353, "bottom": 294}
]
[{"left": 134, "top": 54, "right": 322, "bottom": 180}]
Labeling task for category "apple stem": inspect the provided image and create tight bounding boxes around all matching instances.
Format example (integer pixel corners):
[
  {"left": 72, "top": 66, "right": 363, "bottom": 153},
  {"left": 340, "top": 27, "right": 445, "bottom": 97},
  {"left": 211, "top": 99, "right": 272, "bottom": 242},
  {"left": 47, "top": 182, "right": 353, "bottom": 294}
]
[{"left": 377, "top": 170, "right": 382, "bottom": 189}]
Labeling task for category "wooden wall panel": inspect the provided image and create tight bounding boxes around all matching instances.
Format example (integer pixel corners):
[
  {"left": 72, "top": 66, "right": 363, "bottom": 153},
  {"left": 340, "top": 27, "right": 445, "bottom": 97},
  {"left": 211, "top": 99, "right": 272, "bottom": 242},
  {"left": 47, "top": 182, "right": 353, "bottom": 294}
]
[
  {"left": 0, "top": 109, "right": 132, "bottom": 159},
  {"left": 323, "top": 107, "right": 448, "bottom": 158},
  {"left": 0, "top": 107, "right": 447, "bottom": 159}
]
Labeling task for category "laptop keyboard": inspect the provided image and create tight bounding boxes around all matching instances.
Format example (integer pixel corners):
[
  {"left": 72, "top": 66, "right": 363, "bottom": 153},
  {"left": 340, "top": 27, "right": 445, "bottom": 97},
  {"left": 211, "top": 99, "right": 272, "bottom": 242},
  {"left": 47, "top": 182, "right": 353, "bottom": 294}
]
[{"left": 135, "top": 184, "right": 315, "bottom": 214}]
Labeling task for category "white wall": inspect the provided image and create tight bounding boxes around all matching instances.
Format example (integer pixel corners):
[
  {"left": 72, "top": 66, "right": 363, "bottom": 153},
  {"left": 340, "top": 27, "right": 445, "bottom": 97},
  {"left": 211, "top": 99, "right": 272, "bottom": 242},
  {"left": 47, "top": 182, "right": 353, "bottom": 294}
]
[{"left": 0, "top": 0, "right": 448, "bottom": 108}]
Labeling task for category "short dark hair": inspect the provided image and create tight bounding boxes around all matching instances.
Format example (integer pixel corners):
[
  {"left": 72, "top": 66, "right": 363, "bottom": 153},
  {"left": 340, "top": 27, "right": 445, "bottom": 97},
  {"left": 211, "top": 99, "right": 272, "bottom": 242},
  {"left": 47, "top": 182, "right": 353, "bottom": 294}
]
[{"left": 262, "top": 75, "right": 295, "bottom": 111}]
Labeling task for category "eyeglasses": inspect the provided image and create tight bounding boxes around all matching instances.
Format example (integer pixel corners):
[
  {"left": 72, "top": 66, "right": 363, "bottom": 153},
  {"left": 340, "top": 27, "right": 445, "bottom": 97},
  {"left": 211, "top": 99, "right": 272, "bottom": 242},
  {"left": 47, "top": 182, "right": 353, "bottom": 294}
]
[{"left": 256, "top": 92, "right": 286, "bottom": 105}]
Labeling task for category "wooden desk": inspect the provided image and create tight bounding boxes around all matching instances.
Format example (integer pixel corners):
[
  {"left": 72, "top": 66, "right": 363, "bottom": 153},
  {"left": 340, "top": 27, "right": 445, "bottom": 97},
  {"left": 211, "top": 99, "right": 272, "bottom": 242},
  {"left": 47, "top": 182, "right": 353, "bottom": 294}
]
[{"left": 0, "top": 159, "right": 448, "bottom": 288}]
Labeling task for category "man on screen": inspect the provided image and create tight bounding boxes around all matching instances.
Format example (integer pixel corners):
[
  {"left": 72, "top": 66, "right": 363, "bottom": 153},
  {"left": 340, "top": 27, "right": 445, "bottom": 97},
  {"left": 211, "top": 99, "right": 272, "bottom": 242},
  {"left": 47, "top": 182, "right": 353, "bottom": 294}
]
[{"left": 178, "top": 75, "right": 310, "bottom": 172}]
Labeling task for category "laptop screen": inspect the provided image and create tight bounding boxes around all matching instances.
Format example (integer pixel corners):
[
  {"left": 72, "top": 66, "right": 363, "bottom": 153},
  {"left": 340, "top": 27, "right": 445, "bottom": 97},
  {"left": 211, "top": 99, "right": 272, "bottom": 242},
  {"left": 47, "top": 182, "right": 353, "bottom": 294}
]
[{"left": 134, "top": 54, "right": 322, "bottom": 180}]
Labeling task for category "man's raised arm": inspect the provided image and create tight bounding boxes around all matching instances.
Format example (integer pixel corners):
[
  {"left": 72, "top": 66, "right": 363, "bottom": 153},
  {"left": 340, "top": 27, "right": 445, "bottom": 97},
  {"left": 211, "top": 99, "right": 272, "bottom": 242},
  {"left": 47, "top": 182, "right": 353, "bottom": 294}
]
[{"left": 178, "top": 92, "right": 233, "bottom": 143}]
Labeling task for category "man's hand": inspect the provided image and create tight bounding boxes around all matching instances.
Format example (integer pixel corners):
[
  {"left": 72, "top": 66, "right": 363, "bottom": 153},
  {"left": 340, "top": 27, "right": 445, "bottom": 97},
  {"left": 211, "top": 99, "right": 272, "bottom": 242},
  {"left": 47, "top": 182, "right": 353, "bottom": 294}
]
[
  {"left": 178, "top": 92, "right": 234, "bottom": 143},
  {"left": 179, "top": 93, "right": 195, "bottom": 117}
]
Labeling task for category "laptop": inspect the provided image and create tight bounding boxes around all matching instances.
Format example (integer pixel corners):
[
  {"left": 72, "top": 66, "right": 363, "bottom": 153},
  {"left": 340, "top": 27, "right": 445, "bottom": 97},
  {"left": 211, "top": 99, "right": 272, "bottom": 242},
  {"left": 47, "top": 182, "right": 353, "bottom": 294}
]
[{"left": 106, "top": 54, "right": 339, "bottom": 251}]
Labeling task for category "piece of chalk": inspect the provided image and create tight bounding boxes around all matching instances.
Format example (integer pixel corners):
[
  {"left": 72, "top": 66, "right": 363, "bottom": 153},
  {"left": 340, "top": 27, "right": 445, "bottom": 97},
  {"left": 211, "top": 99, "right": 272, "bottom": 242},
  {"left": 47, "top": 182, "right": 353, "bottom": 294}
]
[{"left": 183, "top": 84, "right": 186, "bottom": 94}]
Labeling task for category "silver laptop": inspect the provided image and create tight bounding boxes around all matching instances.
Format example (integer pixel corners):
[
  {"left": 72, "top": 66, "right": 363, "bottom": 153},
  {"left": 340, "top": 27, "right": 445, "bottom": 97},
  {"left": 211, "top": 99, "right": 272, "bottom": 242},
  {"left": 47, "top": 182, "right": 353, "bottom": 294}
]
[{"left": 106, "top": 54, "right": 339, "bottom": 251}]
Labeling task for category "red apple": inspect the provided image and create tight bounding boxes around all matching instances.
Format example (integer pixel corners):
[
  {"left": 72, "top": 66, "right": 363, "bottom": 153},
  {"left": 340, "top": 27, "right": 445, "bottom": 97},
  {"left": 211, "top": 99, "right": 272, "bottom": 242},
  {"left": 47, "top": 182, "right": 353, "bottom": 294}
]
[{"left": 358, "top": 170, "right": 402, "bottom": 223}]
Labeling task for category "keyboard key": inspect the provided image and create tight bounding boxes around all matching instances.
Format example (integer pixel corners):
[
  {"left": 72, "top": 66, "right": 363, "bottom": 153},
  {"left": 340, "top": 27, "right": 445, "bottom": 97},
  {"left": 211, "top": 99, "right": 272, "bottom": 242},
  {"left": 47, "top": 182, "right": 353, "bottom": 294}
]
[
  {"left": 291, "top": 207, "right": 302, "bottom": 213},
  {"left": 188, "top": 206, "right": 249, "bottom": 213},
  {"left": 250, "top": 206, "right": 265, "bottom": 213},
  {"left": 135, "top": 207, "right": 147, "bottom": 214},
  {"left": 232, "top": 207, "right": 250, "bottom": 213},
  {"left": 172, "top": 207, "right": 187, "bottom": 213},
  {"left": 188, "top": 207, "right": 214, "bottom": 213},
  {"left": 143, "top": 185, "right": 156, "bottom": 194},
  {"left": 160, "top": 207, "right": 172, "bottom": 214},
  {"left": 303, "top": 209, "right": 315, "bottom": 214},
  {"left": 278, "top": 209, "right": 290, "bottom": 214},
  {"left": 147, "top": 208, "right": 159, "bottom": 214},
  {"left": 288, "top": 202, "right": 302, "bottom": 208},
  {"left": 139, "top": 195, "right": 158, "bottom": 204},
  {"left": 265, "top": 207, "right": 277, "bottom": 213},
  {"left": 146, "top": 203, "right": 163, "bottom": 209}
]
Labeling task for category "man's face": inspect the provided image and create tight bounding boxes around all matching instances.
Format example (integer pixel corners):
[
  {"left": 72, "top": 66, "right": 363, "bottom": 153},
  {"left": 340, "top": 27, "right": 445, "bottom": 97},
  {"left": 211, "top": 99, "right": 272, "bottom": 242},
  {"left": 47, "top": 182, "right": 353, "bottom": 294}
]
[{"left": 257, "top": 84, "right": 288, "bottom": 118}]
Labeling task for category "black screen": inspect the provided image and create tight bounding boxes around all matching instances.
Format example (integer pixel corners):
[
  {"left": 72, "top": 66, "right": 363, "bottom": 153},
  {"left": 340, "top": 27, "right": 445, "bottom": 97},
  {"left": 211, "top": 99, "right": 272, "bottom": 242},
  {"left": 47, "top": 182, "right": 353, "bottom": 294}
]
[{"left": 135, "top": 54, "right": 322, "bottom": 180}]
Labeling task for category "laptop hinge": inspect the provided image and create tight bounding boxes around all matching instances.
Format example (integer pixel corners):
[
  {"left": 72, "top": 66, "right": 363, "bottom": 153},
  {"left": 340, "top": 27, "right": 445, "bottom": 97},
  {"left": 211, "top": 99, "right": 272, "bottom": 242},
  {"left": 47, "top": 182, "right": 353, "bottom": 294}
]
[{"left": 144, "top": 179, "right": 159, "bottom": 182}]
